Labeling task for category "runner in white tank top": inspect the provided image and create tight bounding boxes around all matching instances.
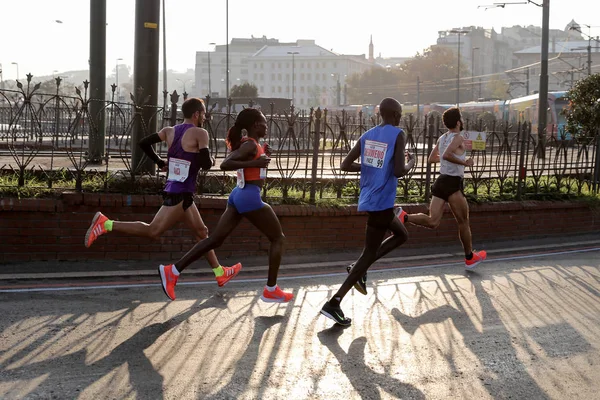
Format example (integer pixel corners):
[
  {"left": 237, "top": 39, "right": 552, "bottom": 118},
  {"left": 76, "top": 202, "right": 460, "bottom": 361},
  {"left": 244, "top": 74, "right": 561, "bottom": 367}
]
[{"left": 397, "top": 107, "right": 487, "bottom": 269}]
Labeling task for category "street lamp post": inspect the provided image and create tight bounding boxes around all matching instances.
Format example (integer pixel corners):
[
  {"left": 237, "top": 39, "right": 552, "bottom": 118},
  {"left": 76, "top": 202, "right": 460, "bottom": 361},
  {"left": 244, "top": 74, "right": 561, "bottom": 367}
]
[
  {"left": 450, "top": 29, "right": 469, "bottom": 106},
  {"left": 208, "top": 42, "right": 216, "bottom": 96},
  {"left": 11, "top": 62, "right": 19, "bottom": 81},
  {"left": 116, "top": 57, "right": 123, "bottom": 100},
  {"left": 471, "top": 47, "right": 479, "bottom": 101},
  {"left": 331, "top": 73, "right": 341, "bottom": 106},
  {"left": 226, "top": 0, "right": 229, "bottom": 100},
  {"left": 176, "top": 79, "right": 192, "bottom": 93},
  {"left": 287, "top": 51, "right": 299, "bottom": 105}
]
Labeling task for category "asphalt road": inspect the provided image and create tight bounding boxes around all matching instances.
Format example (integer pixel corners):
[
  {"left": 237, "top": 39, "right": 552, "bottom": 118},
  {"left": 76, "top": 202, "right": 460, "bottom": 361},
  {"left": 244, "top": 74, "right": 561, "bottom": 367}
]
[{"left": 1, "top": 245, "right": 599, "bottom": 399}]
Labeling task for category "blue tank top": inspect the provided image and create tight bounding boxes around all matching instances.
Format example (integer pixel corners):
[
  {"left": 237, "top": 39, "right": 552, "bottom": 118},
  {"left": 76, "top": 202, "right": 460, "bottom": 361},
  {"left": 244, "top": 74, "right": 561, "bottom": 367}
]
[
  {"left": 357, "top": 125, "right": 403, "bottom": 212},
  {"left": 164, "top": 123, "right": 203, "bottom": 194}
]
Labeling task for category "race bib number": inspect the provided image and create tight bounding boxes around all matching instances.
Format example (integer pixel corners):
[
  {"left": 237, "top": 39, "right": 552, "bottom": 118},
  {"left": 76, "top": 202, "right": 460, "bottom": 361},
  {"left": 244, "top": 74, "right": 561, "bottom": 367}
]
[
  {"left": 167, "top": 158, "right": 191, "bottom": 182},
  {"left": 236, "top": 169, "right": 245, "bottom": 188},
  {"left": 363, "top": 140, "right": 388, "bottom": 169}
]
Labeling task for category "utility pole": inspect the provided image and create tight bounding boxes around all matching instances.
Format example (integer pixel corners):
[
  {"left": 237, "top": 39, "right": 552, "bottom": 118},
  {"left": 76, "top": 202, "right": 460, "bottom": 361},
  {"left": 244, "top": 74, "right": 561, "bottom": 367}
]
[
  {"left": 416, "top": 76, "right": 421, "bottom": 124},
  {"left": 226, "top": 0, "right": 229, "bottom": 100},
  {"left": 132, "top": 0, "right": 160, "bottom": 173},
  {"left": 89, "top": 0, "right": 106, "bottom": 164},
  {"left": 471, "top": 47, "right": 479, "bottom": 101},
  {"left": 526, "top": 67, "right": 530, "bottom": 95},
  {"left": 536, "top": 0, "right": 550, "bottom": 156},
  {"left": 450, "top": 29, "right": 469, "bottom": 106}
]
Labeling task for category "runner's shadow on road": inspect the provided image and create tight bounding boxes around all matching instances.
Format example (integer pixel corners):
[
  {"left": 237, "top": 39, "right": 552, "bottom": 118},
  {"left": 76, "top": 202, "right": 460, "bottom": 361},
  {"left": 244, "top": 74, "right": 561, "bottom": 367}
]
[
  {"left": 202, "top": 315, "right": 286, "bottom": 400},
  {"left": 317, "top": 325, "right": 425, "bottom": 400},
  {"left": 391, "top": 275, "right": 548, "bottom": 399},
  {"left": 0, "top": 295, "right": 228, "bottom": 400}
]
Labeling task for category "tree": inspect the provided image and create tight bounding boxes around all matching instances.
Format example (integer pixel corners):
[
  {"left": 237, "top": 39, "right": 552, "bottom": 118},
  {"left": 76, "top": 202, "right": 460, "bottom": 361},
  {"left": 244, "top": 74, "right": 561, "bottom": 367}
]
[
  {"left": 487, "top": 76, "right": 509, "bottom": 100},
  {"left": 230, "top": 82, "right": 258, "bottom": 98},
  {"left": 346, "top": 45, "right": 469, "bottom": 105},
  {"left": 564, "top": 73, "right": 600, "bottom": 137}
]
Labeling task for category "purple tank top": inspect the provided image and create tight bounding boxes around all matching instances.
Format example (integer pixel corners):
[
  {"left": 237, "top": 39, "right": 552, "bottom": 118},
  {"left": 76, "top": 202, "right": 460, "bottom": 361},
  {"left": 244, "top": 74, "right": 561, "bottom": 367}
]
[{"left": 164, "top": 123, "right": 203, "bottom": 194}]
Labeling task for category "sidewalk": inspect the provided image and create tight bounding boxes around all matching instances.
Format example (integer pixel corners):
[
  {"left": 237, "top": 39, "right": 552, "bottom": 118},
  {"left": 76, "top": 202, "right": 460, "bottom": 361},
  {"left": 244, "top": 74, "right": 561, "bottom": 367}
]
[{"left": 1, "top": 232, "right": 599, "bottom": 281}]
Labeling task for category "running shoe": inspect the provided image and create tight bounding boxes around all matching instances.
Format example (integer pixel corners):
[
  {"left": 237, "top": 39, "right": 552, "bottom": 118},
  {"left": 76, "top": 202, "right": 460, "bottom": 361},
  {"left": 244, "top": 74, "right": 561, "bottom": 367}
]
[
  {"left": 347, "top": 263, "right": 368, "bottom": 295},
  {"left": 85, "top": 211, "right": 109, "bottom": 248},
  {"left": 158, "top": 264, "right": 179, "bottom": 300},
  {"left": 216, "top": 263, "right": 242, "bottom": 287},
  {"left": 465, "top": 250, "right": 487, "bottom": 270},
  {"left": 394, "top": 206, "right": 408, "bottom": 224},
  {"left": 320, "top": 301, "right": 352, "bottom": 326},
  {"left": 260, "top": 286, "right": 294, "bottom": 303}
]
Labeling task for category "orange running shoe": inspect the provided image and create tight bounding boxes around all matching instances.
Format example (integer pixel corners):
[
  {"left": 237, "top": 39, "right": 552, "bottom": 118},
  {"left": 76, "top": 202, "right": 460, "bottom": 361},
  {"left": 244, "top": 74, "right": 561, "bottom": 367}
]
[
  {"left": 85, "top": 212, "right": 109, "bottom": 248},
  {"left": 465, "top": 250, "right": 487, "bottom": 270},
  {"left": 394, "top": 206, "right": 408, "bottom": 224},
  {"left": 216, "top": 263, "right": 242, "bottom": 287},
  {"left": 260, "top": 286, "right": 293, "bottom": 303},
  {"left": 158, "top": 264, "right": 179, "bottom": 300}
]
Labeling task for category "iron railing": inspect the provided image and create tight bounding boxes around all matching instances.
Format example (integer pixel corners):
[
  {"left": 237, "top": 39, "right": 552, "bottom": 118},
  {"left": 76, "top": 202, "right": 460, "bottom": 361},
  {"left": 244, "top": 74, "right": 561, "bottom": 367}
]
[{"left": 1, "top": 76, "right": 598, "bottom": 203}]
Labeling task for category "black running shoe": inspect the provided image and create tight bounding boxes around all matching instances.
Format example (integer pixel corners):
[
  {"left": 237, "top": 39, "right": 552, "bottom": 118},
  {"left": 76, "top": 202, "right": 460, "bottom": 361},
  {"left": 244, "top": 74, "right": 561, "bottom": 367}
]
[
  {"left": 347, "top": 264, "right": 368, "bottom": 295},
  {"left": 320, "top": 301, "right": 352, "bottom": 326}
]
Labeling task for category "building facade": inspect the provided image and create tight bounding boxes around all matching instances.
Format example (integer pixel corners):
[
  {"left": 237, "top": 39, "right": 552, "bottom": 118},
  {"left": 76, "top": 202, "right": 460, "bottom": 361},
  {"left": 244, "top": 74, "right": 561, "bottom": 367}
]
[{"left": 195, "top": 37, "right": 375, "bottom": 108}]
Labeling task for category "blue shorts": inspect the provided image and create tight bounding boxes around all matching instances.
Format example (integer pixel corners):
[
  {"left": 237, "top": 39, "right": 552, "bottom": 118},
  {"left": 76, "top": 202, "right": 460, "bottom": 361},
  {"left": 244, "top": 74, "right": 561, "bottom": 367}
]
[{"left": 227, "top": 184, "right": 266, "bottom": 214}]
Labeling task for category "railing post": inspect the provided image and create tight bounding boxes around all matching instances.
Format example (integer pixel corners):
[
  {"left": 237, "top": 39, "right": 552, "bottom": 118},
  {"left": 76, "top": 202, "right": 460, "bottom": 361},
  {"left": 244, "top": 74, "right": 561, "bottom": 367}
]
[
  {"left": 424, "top": 114, "right": 435, "bottom": 201},
  {"left": 310, "top": 107, "right": 322, "bottom": 204},
  {"left": 593, "top": 131, "right": 600, "bottom": 194},
  {"left": 516, "top": 121, "right": 528, "bottom": 200},
  {"left": 170, "top": 90, "right": 179, "bottom": 126}
]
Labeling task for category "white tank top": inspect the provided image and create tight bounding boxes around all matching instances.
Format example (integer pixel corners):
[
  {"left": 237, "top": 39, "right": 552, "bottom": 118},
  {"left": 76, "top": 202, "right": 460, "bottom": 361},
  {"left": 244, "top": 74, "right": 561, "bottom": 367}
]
[{"left": 439, "top": 132, "right": 465, "bottom": 177}]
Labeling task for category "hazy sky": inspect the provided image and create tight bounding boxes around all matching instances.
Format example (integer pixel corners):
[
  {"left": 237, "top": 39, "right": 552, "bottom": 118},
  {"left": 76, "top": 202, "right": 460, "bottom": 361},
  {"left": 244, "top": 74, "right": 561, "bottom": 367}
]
[{"left": 1, "top": 0, "right": 598, "bottom": 80}]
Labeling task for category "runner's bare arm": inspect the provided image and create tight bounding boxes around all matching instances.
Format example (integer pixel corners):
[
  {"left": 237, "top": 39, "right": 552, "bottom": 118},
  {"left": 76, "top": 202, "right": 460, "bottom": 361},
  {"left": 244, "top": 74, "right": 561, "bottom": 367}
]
[
  {"left": 220, "top": 141, "right": 269, "bottom": 170},
  {"left": 428, "top": 139, "right": 440, "bottom": 164},
  {"left": 442, "top": 134, "right": 470, "bottom": 166},
  {"left": 341, "top": 140, "right": 361, "bottom": 172},
  {"left": 138, "top": 127, "right": 169, "bottom": 168},
  {"left": 394, "top": 132, "right": 415, "bottom": 177},
  {"left": 196, "top": 128, "right": 214, "bottom": 170}
]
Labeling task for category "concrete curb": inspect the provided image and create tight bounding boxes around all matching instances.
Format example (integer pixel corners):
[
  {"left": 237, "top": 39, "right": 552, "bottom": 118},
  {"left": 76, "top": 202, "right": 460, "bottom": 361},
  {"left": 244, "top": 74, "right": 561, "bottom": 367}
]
[{"left": 3, "top": 239, "right": 600, "bottom": 281}]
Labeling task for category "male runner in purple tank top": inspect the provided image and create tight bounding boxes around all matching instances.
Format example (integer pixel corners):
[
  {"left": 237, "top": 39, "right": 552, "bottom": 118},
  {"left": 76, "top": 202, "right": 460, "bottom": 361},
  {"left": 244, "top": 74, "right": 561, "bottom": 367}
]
[{"left": 85, "top": 98, "right": 242, "bottom": 292}]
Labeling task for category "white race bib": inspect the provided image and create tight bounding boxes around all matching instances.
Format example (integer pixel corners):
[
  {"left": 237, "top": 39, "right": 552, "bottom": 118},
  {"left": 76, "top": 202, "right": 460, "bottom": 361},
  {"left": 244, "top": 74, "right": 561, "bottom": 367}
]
[
  {"left": 363, "top": 140, "right": 388, "bottom": 169},
  {"left": 236, "top": 169, "right": 245, "bottom": 188},
  {"left": 167, "top": 158, "right": 191, "bottom": 182},
  {"left": 260, "top": 168, "right": 267, "bottom": 179}
]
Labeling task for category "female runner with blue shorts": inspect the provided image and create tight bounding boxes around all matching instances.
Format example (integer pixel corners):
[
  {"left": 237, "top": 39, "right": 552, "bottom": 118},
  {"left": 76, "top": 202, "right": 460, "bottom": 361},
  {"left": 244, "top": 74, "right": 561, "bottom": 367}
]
[{"left": 158, "top": 108, "right": 293, "bottom": 303}]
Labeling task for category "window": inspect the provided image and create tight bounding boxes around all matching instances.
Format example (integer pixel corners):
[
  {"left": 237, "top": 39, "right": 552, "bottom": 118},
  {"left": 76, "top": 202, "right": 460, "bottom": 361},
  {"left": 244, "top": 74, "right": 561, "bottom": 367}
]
[
  {"left": 300, "top": 98, "right": 304, "bottom": 105},
  {"left": 301, "top": 73, "right": 305, "bottom": 80},
  {"left": 286, "top": 62, "right": 290, "bottom": 68},
  {"left": 322, "top": 73, "right": 326, "bottom": 80},
  {"left": 278, "top": 63, "right": 282, "bottom": 68},
  {"left": 260, "top": 86, "right": 264, "bottom": 92},
  {"left": 271, "top": 63, "right": 275, "bottom": 69},
  {"left": 307, "top": 73, "right": 311, "bottom": 81},
  {"left": 286, "top": 73, "right": 290, "bottom": 81},
  {"left": 271, "top": 86, "right": 276, "bottom": 93},
  {"left": 260, "top": 73, "right": 264, "bottom": 80},
  {"left": 260, "top": 63, "right": 264, "bottom": 69},
  {"left": 253, "top": 74, "right": 257, "bottom": 80},
  {"left": 278, "top": 73, "right": 282, "bottom": 81},
  {"left": 301, "top": 62, "right": 305, "bottom": 68},
  {"left": 253, "top": 63, "right": 257, "bottom": 69},
  {"left": 300, "top": 86, "right": 305, "bottom": 93},
  {"left": 271, "top": 73, "right": 276, "bottom": 81},
  {"left": 278, "top": 86, "right": 282, "bottom": 93},
  {"left": 316, "top": 74, "right": 320, "bottom": 81},
  {"left": 316, "top": 62, "right": 320, "bottom": 68}
]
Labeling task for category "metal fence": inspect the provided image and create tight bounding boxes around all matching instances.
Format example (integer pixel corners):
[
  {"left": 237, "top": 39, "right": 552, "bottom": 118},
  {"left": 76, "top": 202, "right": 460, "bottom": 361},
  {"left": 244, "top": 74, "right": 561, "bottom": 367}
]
[{"left": 1, "top": 76, "right": 599, "bottom": 203}]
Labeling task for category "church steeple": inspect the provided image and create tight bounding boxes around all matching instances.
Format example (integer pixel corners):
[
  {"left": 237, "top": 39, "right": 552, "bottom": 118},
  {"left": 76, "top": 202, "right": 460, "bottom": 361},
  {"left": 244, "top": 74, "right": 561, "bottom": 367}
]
[{"left": 369, "top": 35, "right": 374, "bottom": 62}]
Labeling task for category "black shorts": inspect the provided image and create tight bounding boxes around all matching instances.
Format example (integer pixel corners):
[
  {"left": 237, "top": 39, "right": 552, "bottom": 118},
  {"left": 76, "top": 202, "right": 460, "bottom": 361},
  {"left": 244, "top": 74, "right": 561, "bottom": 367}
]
[
  {"left": 431, "top": 174, "right": 464, "bottom": 202},
  {"left": 162, "top": 192, "right": 194, "bottom": 210},
  {"left": 366, "top": 208, "right": 395, "bottom": 230}
]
